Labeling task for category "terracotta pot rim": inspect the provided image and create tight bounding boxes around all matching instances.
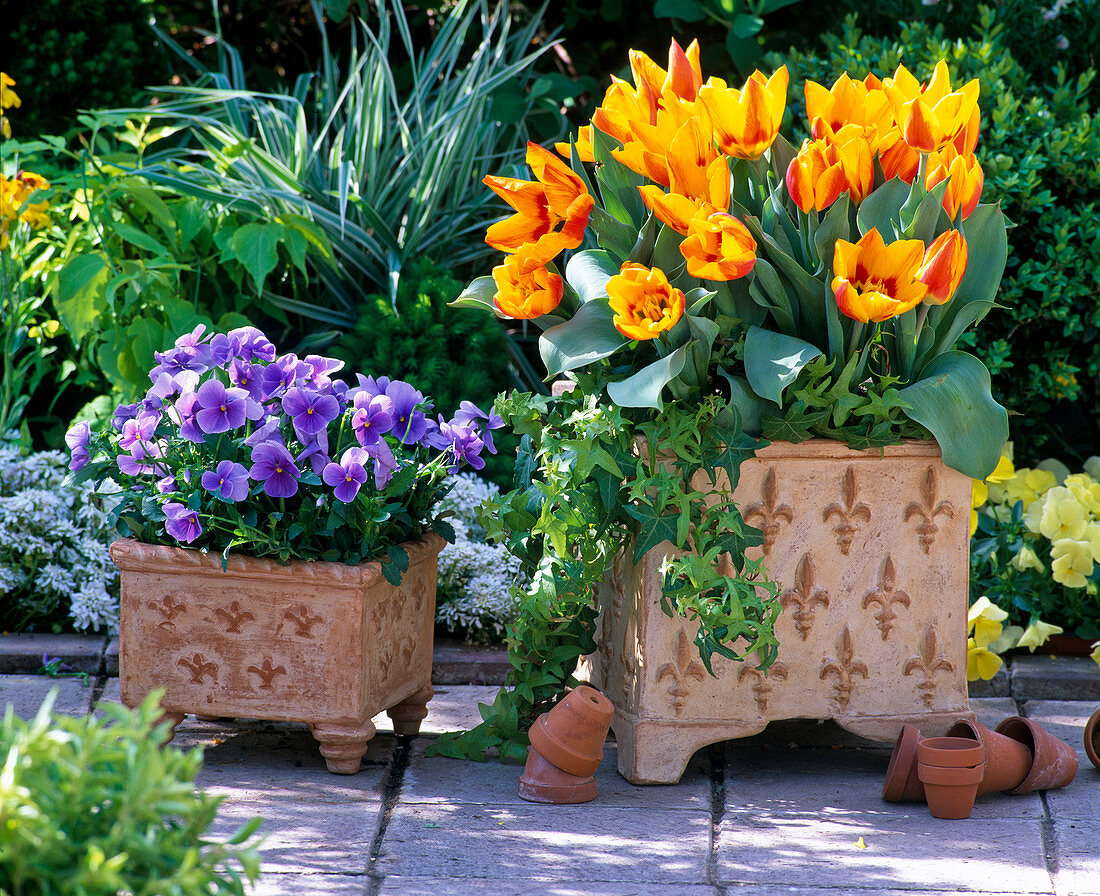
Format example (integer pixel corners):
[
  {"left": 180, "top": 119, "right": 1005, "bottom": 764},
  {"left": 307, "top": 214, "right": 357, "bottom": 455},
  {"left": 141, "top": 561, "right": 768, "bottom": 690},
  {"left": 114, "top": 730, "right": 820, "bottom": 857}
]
[
  {"left": 882, "top": 725, "right": 924, "bottom": 803},
  {"left": 1083, "top": 708, "right": 1100, "bottom": 771},
  {"left": 917, "top": 736, "right": 986, "bottom": 767},
  {"left": 917, "top": 761, "right": 985, "bottom": 786},
  {"left": 995, "top": 716, "right": 1078, "bottom": 794},
  {"left": 518, "top": 746, "right": 598, "bottom": 804}
]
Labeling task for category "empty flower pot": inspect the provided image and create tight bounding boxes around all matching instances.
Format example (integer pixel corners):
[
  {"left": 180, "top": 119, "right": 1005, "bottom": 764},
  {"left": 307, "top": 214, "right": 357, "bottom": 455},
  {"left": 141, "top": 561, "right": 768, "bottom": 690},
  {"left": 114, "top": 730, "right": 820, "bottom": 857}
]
[
  {"left": 528, "top": 685, "right": 614, "bottom": 778},
  {"left": 916, "top": 736, "right": 986, "bottom": 769},
  {"left": 994, "top": 716, "right": 1078, "bottom": 794},
  {"left": 1082, "top": 708, "right": 1100, "bottom": 772},
  {"left": 946, "top": 719, "right": 1032, "bottom": 796},
  {"left": 882, "top": 724, "right": 925, "bottom": 803},
  {"left": 917, "top": 760, "right": 985, "bottom": 819},
  {"left": 518, "top": 745, "right": 598, "bottom": 804}
]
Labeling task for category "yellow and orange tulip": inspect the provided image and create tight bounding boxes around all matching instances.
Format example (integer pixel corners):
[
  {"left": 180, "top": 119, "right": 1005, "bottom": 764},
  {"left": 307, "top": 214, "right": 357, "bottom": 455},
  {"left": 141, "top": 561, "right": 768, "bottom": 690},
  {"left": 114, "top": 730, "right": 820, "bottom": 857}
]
[
  {"left": 916, "top": 230, "right": 968, "bottom": 305},
  {"left": 639, "top": 141, "right": 730, "bottom": 235},
  {"left": 680, "top": 212, "right": 757, "bottom": 281},
  {"left": 804, "top": 72, "right": 893, "bottom": 142},
  {"left": 831, "top": 228, "right": 928, "bottom": 323},
  {"left": 925, "top": 145, "right": 984, "bottom": 221},
  {"left": 786, "top": 130, "right": 874, "bottom": 212},
  {"left": 491, "top": 251, "right": 564, "bottom": 320},
  {"left": 606, "top": 263, "right": 685, "bottom": 340},
  {"left": 698, "top": 66, "right": 788, "bottom": 160},
  {"left": 882, "top": 61, "right": 981, "bottom": 154}
]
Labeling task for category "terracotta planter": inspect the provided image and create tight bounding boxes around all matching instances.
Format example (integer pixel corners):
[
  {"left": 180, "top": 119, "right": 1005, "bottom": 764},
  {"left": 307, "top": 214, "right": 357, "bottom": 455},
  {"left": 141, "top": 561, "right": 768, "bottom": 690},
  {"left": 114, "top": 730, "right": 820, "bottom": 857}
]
[
  {"left": 518, "top": 746, "right": 598, "bottom": 804},
  {"left": 109, "top": 534, "right": 444, "bottom": 774},
  {"left": 580, "top": 440, "right": 974, "bottom": 784},
  {"left": 918, "top": 761, "right": 985, "bottom": 819},
  {"left": 946, "top": 719, "right": 1032, "bottom": 796},
  {"left": 528, "top": 686, "right": 614, "bottom": 778},
  {"left": 882, "top": 724, "right": 926, "bottom": 802},
  {"left": 994, "top": 716, "right": 1078, "bottom": 794},
  {"left": 1085, "top": 708, "right": 1100, "bottom": 771},
  {"left": 917, "top": 736, "right": 985, "bottom": 768}
]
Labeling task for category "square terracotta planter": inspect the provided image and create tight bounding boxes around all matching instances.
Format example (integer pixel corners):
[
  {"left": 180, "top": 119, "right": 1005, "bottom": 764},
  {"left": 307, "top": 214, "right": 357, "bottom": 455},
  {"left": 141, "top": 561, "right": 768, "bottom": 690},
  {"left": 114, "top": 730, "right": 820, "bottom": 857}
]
[
  {"left": 109, "top": 534, "right": 444, "bottom": 773},
  {"left": 579, "top": 440, "right": 975, "bottom": 784}
]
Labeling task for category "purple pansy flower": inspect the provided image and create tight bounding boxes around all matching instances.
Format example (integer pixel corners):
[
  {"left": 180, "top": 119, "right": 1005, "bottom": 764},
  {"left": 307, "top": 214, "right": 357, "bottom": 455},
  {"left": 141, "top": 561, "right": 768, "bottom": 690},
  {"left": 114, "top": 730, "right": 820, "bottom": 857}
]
[
  {"left": 149, "top": 325, "right": 213, "bottom": 392},
  {"left": 352, "top": 393, "right": 395, "bottom": 446},
  {"left": 229, "top": 326, "right": 276, "bottom": 363},
  {"left": 249, "top": 442, "right": 300, "bottom": 498},
  {"left": 227, "top": 359, "right": 265, "bottom": 401},
  {"left": 322, "top": 447, "right": 370, "bottom": 503},
  {"left": 172, "top": 393, "right": 206, "bottom": 443},
  {"left": 112, "top": 403, "right": 139, "bottom": 432},
  {"left": 117, "top": 439, "right": 164, "bottom": 477},
  {"left": 194, "top": 380, "right": 261, "bottom": 434},
  {"left": 163, "top": 502, "right": 203, "bottom": 543},
  {"left": 282, "top": 387, "right": 340, "bottom": 441},
  {"left": 363, "top": 437, "right": 397, "bottom": 488},
  {"left": 453, "top": 401, "right": 504, "bottom": 454},
  {"left": 437, "top": 420, "right": 486, "bottom": 471},
  {"left": 260, "top": 353, "right": 310, "bottom": 399},
  {"left": 385, "top": 380, "right": 428, "bottom": 445},
  {"left": 64, "top": 422, "right": 91, "bottom": 472},
  {"left": 119, "top": 415, "right": 158, "bottom": 451},
  {"left": 201, "top": 460, "right": 251, "bottom": 502},
  {"left": 297, "top": 435, "right": 331, "bottom": 475},
  {"left": 303, "top": 355, "right": 345, "bottom": 387},
  {"left": 244, "top": 418, "right": 283, "bottom": 447},
  {"left": 155, "top": 475, "right": 178, "bottom": 494}
]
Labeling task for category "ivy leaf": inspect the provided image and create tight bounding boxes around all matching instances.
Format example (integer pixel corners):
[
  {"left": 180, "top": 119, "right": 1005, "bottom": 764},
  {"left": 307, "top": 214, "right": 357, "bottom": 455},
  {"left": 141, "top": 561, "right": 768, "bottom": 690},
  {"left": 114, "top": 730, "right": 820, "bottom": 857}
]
[{"left": 624, "top": 501, "right": 681, "bottom": 562}]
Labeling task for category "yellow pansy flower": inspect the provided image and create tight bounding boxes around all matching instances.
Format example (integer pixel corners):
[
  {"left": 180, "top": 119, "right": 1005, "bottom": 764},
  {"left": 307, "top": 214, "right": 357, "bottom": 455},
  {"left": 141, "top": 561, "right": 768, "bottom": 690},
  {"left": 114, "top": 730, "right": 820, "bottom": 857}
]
[
  {"left": 1090, "top": 640, "right": 1100, "bottom": 671},
  {"left": 1010, "top": 545, "right": 1044, "bottom": 573},
  {"left": 1064, "top": 474, "right": 1100, "bottom": 516},
  {"left": 967, "top": 637, "right": 1003, "bottom": 681},
  {"left": 995, "top": 468, "right": 1056, "bottom": 508},
  {"left": 1025, "top": 487, "right": 1088, "bottom": 541},
  {"left": 967, "top": 596, "right": 1007, "bottom": 648},
  {"left": 1016, "top": 620, "right": 1064, "bottom": 652},
  {"left": 1050, "top": 538, "right": 1093, "bottom": 588}
]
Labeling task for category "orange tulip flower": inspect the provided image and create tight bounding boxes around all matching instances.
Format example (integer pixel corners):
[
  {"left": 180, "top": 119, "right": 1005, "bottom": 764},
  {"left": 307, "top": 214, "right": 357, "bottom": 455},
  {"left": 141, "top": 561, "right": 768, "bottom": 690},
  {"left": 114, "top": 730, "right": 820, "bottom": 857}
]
[
  {"left": 875, "top": 126, "right": 921, "bottom": 183},
  {"left": 698, "top": 66, "right": 788, "bottom": 160},
  {"left": 491, "top": 251, "right": 564, "bottom": 319},
  {"left": 606, "top": 263, "right": 686, "bottom": 341},
  {"left": 555, "top": 124, "right": 595, "bottom": 164},
  {"left": 831, "top": 228, "right": 929, "bottom": 323},
  {"left": 786, "top": 129, "right": 874, "bottom": 212},
  {"left": 484, "top": 142, "right": 593, "bottom": 264},
  {"left": 916, "top": 230, "right": 968, "bottom": 305},
  {"left": 882, "top": 61, "right": 980, "bottom": 153},
  {"left": 925, "top": 145, "right": 984, "bottom": 221},
  {"left": 805, "top": 72, "right": 893, "bottom": 142},
  {"left": 630, "top": 38, "right": 704, "bottom": 108},
  {"left": 680, "top": 212, "right": 757, "bottom": 281},
  {"left": 639, "top": 152, "right": 730, "bottom": 235}
]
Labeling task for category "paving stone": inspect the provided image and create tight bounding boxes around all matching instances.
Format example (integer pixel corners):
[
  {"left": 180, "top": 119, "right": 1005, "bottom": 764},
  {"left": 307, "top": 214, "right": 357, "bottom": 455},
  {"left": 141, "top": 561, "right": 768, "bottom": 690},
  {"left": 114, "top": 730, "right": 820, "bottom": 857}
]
[
  {"left": 104, "top": 637, "right": 119, "bottom": 676},
  {"left": 970, "top": 664, "right": 1011, "bottom": 698},
  {"left": 250, "top": 873, "right": 368, "bottom": 896},
  {"left": 1012, "top": 655, "right": 1100, "bottom": 701},
  {"left": 376, "top": 879, "right": 718, "bottom": 895},
  {"left": 432, "top": 640, "right": 509, "bottom": 686},
  {"left": 376, "top": 803, "right": 710, "bottom": 884},
  {"left": 0, "top": 633, "right": 105, "bottom": 674},
  {"left": 718, "top": 812, "right": 1053, "bottom": 892},
  {"left": 972, "top": 696, "right": 1022, "bottom": 730},
  {"left": 1021, "top": 701, "right": 1100, "bottom": 822},
  {"left": 1052, "top": 816, "right": 1100, "bottom": 896},
  {"left": 402, "top": 740, "right": 709, "bottom": 811},
  {"left": 0, "top": 675, "right": 93, "bottom": 718},
  {"left": 372, "top": 685, "right": 501, "bottom": 736}
]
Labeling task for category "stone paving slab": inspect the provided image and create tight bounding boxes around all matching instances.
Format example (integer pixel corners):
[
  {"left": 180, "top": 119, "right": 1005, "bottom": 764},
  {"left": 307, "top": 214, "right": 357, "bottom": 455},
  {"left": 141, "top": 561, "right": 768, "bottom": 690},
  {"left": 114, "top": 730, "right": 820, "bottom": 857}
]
[
  {"left": 1, "top": 675, "right": 93, "bottom": 718},
  {"left": 0, "top": 633, "right": 106, "bottom": 674},
  {"left": 1013, "top": 656, "right": 1100, "bottom": 701},
  {"left": 251, "top": 873, "right": 368, "bottom": 896},
  {"left": 718, "top": 812, "right": 1054, "bottom": 892},
  {"left": 1051, "top": 817, "right": 1100, "bottom": 896},
  {"left": 377, "top": 880, "right": 719, "bottom": 895},
  {"left": 372, "top": 685, "right": 500, "bottom": 736},
  {"left": 376, "top": 802, "right": 711, "bottom": 885},
  {"left": 1021, "top": 701, "right": 1100, "bottom": 823}
]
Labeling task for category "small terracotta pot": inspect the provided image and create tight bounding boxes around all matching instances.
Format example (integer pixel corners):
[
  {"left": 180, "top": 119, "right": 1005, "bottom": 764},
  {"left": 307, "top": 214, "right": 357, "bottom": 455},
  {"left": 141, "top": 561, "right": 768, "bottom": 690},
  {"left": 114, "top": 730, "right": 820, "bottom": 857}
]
[
  {"left": 946, "top": 719, "right": 1032, "bottom": 796},
  {"left": 916, "top": 736, "right": 985, "bottom": 769},
  {"left": 518, "top": 746, "right": 597, "bottom": 804},
  {"left": 882, "top": 725, "right": 925, "bottom": 803},
  {"left": 1083, "top": 708, "right": 1100, "bottom": 771},
  {"left": 528, "top": 685, "right": 614, "bottom": 778},
  {"left": 917, "top": 760, "right": 985, "bottom": 819},
  {"left": 994, "top": 716, "right": 1078, "bottom": 794}
]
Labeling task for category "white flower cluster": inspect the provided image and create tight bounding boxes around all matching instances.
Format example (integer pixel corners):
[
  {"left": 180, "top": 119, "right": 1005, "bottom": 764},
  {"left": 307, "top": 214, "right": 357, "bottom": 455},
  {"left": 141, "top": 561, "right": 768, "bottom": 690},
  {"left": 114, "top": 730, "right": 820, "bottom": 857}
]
[
  {"left": 435, "top": 473, "right": 523, "bottom": 641},
  {"left": 0, "top": 446, "right": 119, "bottom": 633}
]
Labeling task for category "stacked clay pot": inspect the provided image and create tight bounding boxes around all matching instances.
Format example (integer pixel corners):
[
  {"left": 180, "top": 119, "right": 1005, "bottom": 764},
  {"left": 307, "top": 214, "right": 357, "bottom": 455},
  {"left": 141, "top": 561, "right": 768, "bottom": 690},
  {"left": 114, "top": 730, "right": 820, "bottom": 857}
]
[
  {"left": 883, "top": 716, "right": 1078, "bottom": 816},
  {"left": 1084, "top": 708, "right": 1100, "bottom": 772},
  {"left": 916, "top": 736, "right": 985, "bottom": 819},
  {"left": 518, "top": 685, "right": 614, "bottom": 804}
]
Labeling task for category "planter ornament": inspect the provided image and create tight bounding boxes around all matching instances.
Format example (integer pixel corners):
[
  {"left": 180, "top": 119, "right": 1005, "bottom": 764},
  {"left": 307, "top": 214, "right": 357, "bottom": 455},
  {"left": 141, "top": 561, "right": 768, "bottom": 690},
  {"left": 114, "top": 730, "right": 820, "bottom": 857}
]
[
  {"left": 68, "top": 329, "right": 502, "bottom": 772},
  {"left": 432, "top": 37, "right": 1010, "bottom": 779}
]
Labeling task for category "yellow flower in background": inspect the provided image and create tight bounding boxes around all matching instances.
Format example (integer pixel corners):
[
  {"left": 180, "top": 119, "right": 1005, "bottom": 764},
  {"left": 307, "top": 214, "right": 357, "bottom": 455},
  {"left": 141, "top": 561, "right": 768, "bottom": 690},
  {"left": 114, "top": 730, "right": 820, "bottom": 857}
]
[
  {"left": 993, "top": 467, "right": 1056, "bottom": 509},
  {"left": 698, "top": 66, "right": 788, "bottom": 160},
  {"left": 1050, "top": 537, "right": 1093, "bottom": 588},
  {"left": 967, "top": 637, "right": 1003, "bottom": 681},
  {"left": 1016, "top": 620, "right": 1064, "bottom": 653},
  {"left": 606, "top": 263, "right": 685, "bottom": 341},
  {"left": 1091, "top": 640, "right": 1100, "bottom": 670},
  {"left": 0, "top": 73, "right": 20, "bottom": 112},
  {"left": 970, "top": 480, "right": 987, "bottom": 535},
  {"left": 1010, "top": 546, "right": 1044, "bottom": 573},
  {"left": 1025, "top": 486, "right": 1088, "bottom": 542},
  {"left": 1063, "top": 474, "right": 1100, "bottom": 516},
  {"left": 967, "top": 595, "right": 1007, "bottom": 648},
  {"left": 831, "top": 228, "right": 928, "bottom": 322}
]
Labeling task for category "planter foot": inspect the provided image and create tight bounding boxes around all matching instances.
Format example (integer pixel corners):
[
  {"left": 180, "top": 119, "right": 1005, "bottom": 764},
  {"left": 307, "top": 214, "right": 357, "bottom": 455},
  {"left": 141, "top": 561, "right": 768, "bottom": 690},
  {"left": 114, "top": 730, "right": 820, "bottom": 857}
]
[
  {"left": 157, "top": 711, "right": 186, "bottom": 744},
  {"left": 387, "top": 685, "right": 434, "bottom": 736},
  {"left": 310, "top": 720, "right": 376, "bottom": 774}
]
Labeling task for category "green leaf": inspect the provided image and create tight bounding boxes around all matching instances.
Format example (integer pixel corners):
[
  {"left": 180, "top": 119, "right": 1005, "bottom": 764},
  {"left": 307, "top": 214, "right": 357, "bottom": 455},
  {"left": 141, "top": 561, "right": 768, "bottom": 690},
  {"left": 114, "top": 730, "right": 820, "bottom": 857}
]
[
  {"left": 719, "top": 370, "right": 776, "bottom": 436},
  {"left": 231, "top": 223, "right": 285, "bottom": 295},
  {"left": 624, "top": 501, "right": 681, "bottom": 563},
  {"left": 744, "top": 326, "right": 824, "bottom": 405},
  {"left": 539, "top": 300, "right": 626, "bottom": 377},
  {"left": 897, "top": 351, "right": 1008, "bottom": 479},
  {"left": 55, "top": 254, "right": 108, "bottom": 341},
  {"left": 451, "top": 276, "right": 498, "bottom": 312},
  {"left": 856, "top": 178, "right": 909, "bottom": 242},
  {"left": 606, "top": 345, "right": 688, "bottom": 409},
  {"left": 733, "top": 14, "right": 765, "bottom": 39},
  {"left": 565, "top": 250, "right": 619, "bottom": 303},
  {"left": 654, "top": 0, "right": 708, "bottom": 20},
  {"left": 590, "top": 206, "right": 638, "bottom": 260},
  {"left": 592, "top": 125, "right": 646, "bottom": 229}
]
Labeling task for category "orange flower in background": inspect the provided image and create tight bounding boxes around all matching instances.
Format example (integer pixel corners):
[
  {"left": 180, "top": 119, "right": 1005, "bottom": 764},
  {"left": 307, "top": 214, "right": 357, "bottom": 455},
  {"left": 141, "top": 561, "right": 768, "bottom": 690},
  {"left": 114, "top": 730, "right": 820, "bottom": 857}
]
[
  {"left": 916, "top": 230, "right": 968, "bottom": 305},
  {"left": 680, "top": 212, "right": 757, "bottom": 281},
  {"left": 698, "top": 66, "right": 788, "bottom": 160},
  {"left": 629, "top": 38, "right": 703, "bottom": 109},
  {"left": 484, "top": 142, "right": 593, "bottom": 264},
  {"left": 925, "top": 145, "right": 984, "bottom": 221},
  {"left": 882, "top": 61, "right": 980, "bottom": 153},
  {"left": 606, "top": 263, "right": 685, "bottom": 340},
  {"left": 491, "top": 252, "right": 564, "bottom": 320},
  {"left": 786, "top": 129, "right": 874, "bottom": 212},
  {"left": 831, "top": 228, "right": 929, "bottom": 323}
]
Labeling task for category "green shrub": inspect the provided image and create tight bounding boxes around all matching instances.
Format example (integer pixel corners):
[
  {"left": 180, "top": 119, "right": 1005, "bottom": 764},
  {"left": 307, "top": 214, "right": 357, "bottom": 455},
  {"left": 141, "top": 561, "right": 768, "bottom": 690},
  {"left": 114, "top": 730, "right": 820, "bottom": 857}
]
[
  {"left": 774, "top": 8, "right": 1100, "bottom": 465},
  {"left": 0, "top": 690, "right": 262, "bottom": 895}
]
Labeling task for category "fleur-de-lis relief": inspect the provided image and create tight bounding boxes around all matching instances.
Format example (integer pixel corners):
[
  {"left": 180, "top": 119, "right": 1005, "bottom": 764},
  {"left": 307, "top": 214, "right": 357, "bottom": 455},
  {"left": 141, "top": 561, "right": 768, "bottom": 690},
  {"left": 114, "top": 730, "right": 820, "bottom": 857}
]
[
  {"left": 904, "top": 468, "right": 955, "bottom": 554},
  {"left": 822, "top": 467, "right": 872, "bottom": 555},
  {"left": 211, "top": 601, "right": 255, "bottom": 634},
  {"left": 656, "top": 628, "right": 706, "bottom": 716},
  {"left": 779, "top": 554, "right": 830, "bottom": 640},
  {"left": 860, "top": 556, "right": 911, "bottom": 641},
  {"left": 737, "top": 660, "right": 789, "bottom": 713},
  {"left": 744, "top": 468, "right": 794, "bottom": 555},
  {"left": 400, "top": 637, "right": 416, "bottom": 666},
  {"left": 148, "top": 594, "right": 186, "bottom": 630},
  {"left": 177, "top": 653, "right": 218, "bottom": 684},
  {"left": 621, "top": 624, "right": 637, "bottom": 707},
  {"left": 820, "top": 627, "right": 869, "bottom": 712},
  {"left": 247, "top": 657, "right": 287, "bottom": 689},
  {"left": 277, "top": 606, "right": 324, "bottom": 638},
  {"left": 903, "top": 624, "right": 955, "bottom": 708}
]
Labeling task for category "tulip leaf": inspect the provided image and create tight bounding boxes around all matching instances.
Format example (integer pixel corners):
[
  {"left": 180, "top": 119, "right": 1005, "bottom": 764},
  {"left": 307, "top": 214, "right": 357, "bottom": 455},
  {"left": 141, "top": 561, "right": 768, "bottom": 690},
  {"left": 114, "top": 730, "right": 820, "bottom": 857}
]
[
  {"left": 451, "top": 276, "right": 498, "bottom": 312},
  {"left": 566, "top": 250, "right": 620, "bottom": 303},
  {"left": 857, "top": 177, "right": 909, "bottom": 241},
  {"left": 744, "top": 326, "right": 824, "bottom": 405},
  {"left": 590, "top": 206, "right": 638, "bottom": 260},
  {"left": 898, "top": 351, "right": 1008, "bottom": 479},
  {"left": 607, "top": 345, "right": 688, "bottom": 409},
  {"left": 748, "top": 259, "right": 796, "bottom": 334},
  {"left": 592, "top": 125, "right": 646, "bottom": 229},
  {"left": 813, "top": 193, "right": 851, "bottom": 277},
  {"left": 719, "top": 370, "right": 776, "bottom": 436},
  {"left": 539, "top": 299, "right": 626, "bottom": 377},
  {"left": 902, "top": 178, "right": 949, "bottom": 244}
]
